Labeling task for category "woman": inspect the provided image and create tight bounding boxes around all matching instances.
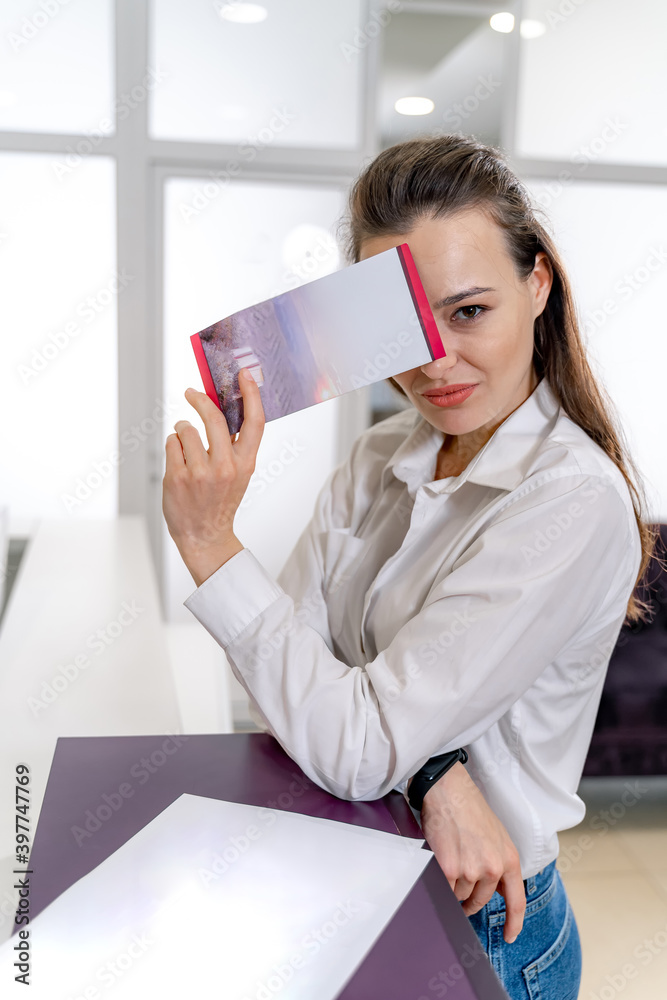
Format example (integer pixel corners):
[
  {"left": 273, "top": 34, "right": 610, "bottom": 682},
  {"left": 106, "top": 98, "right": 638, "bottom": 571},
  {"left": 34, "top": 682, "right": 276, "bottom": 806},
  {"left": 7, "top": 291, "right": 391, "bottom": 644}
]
[{"left": 162, "top": 135, "right": 655, "bottom": 1000}]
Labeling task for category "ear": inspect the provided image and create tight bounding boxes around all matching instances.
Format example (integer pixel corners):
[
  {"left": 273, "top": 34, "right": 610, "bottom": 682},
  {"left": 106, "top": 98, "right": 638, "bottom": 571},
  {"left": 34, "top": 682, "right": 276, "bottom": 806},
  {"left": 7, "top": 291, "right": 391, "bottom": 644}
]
[{"left": 530, "top": 252, "right": 553, "bottom": 319}]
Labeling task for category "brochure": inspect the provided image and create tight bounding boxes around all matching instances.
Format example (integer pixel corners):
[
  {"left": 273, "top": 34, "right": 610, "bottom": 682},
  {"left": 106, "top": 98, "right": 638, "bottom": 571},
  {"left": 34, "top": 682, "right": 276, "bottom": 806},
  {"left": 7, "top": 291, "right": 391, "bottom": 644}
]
[{"left": 190, "top": 243, "right": 444, "bottom": 434}]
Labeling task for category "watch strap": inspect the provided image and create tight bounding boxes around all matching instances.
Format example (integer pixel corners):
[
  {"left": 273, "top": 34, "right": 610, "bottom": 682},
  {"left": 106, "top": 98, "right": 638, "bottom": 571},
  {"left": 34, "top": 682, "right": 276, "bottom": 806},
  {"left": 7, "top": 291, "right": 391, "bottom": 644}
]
[{"left": 407, "top": 748, "right": 469, "bottom": 811}]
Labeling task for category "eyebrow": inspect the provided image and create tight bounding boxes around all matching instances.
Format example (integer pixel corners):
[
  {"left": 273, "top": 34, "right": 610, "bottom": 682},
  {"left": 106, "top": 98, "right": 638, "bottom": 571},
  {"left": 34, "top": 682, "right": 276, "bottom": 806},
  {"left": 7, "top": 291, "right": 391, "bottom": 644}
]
[{"left": 432, "top": 286, "right": 496, "bottom": 309}]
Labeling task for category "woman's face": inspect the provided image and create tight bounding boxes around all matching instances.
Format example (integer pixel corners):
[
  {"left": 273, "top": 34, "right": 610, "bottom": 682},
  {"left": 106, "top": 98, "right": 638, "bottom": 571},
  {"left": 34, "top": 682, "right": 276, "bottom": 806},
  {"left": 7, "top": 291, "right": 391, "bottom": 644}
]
[{"left": 358, "top": 208, "right": 552, "bottom": 447}]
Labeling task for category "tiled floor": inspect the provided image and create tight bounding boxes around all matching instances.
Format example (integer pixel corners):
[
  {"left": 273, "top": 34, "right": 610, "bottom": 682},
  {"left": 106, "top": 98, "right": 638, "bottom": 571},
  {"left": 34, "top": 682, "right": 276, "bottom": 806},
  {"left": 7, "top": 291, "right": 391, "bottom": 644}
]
[{"left": 558, "top": 777, "right": 667, "bottom": 1000}]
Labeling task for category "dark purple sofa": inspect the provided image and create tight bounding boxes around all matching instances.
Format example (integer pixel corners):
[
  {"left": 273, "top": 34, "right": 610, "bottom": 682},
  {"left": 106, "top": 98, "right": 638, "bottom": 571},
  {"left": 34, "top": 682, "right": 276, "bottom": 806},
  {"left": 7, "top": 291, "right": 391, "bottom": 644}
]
[{"left": 583, "top": 524, "right": 667, "bottom": 776}]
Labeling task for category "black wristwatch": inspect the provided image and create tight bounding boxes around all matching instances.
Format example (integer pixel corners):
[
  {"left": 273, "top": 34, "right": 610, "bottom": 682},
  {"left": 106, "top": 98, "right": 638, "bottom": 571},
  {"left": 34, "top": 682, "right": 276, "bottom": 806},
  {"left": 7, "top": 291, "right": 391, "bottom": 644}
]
[{"left": 407, "top": 748, "right": 469, "bottom": 811}]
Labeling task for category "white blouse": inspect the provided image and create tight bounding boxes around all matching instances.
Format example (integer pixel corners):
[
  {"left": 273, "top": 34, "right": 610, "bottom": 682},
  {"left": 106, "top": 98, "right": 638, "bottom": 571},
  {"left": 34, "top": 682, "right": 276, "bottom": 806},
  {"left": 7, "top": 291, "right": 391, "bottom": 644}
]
[{"left": 185, "top": 378, "right": 642, "bottom": 877}]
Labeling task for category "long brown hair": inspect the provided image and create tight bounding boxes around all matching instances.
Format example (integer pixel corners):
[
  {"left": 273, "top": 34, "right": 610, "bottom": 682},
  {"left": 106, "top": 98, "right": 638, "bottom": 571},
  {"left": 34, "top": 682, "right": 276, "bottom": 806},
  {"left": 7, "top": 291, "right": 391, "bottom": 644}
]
[{"left": 340, "top": 134, "right": 658, "bottom": 623}]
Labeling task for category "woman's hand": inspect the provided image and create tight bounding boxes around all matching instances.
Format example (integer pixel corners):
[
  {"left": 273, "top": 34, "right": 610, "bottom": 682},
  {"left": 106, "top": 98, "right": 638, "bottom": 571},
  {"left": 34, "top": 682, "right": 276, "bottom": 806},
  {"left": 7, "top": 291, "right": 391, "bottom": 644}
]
[
  {"left": 414, "top": 762, "right": 526, "bottom": 943},
  {"left": 162, "top": 369, "right": 265, "bottom": 587}
]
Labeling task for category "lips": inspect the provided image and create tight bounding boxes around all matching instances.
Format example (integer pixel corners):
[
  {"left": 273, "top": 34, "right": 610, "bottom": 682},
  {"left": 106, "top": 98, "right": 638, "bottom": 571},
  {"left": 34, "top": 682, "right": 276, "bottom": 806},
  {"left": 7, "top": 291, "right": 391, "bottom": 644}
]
[{"left": 422, "top": 383, "right": 478, "bottom": 397}]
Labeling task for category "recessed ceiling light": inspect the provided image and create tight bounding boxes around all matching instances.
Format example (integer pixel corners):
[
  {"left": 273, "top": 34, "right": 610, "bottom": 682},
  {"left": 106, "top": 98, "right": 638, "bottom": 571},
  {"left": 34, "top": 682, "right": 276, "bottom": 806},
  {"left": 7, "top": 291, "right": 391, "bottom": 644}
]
[
  {"left": 520, "top": 19, "right": 546, "bottom": 38},
  {"left": 219, "top": 3, "right": 268, "bottom": 24},
  {"left": 395, "top": 97, "right": 435, "bottom": 116},
  {"left": 489, "top": 12, "right": 515, "bottom": 33}
]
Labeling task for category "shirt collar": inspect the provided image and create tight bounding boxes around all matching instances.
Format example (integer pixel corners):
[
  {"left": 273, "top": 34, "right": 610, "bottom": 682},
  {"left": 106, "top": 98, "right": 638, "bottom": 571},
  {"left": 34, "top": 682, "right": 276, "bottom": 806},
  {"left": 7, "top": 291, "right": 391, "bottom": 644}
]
[{"left": 384, "top": 378, "right": 561, "bottom": 498}]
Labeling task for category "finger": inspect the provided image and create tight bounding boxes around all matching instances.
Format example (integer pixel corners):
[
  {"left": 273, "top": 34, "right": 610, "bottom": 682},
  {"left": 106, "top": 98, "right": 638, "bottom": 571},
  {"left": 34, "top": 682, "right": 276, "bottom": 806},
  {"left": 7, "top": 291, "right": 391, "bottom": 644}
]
[
  {"left": 433, "top": 856, "right": 457, "bottom": 895},
  {"left": 165, "top": 432, "right": 185, "bottom": 472},
  {"left": 460, "top": 877, "right": 498, "bottom": 916},
  {"left": 498, "top": 871, "right": 526, "bottom": 943},
  {"left": 173, "top": 417, "right": 210, "bottom": 470},
  {"left": 234, "top": 368, "right": 265, "bottom": 458},
  {"left": 183, "top": 388, "right": 232, "bottom": 461},
  {"left": 452, "top": 877, "right": 475, "bottom": 903},
  {"left": 427, "top": 834, "right": 461, "bottom": 892}
]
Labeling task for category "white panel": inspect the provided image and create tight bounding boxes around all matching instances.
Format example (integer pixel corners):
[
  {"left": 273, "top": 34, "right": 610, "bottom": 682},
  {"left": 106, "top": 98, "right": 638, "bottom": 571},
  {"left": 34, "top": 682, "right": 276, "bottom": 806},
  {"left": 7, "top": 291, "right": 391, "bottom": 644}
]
[
  {"left": 525, "top": 177, "right": 667, "bottom": 520},
  {"left": 165, "top": 623, "right": 232, "bottom": 733},
  {"left": 163, "top": 177, "right": 347, "bottom": 626},
  {"left": 149, "top": 0, "right": 363, "bottom": 148},
  {"left": 0, "top": 0, "right": 114, "bottom": 135},
  {"left": 0, "top": 153, "right": 117, "bottom": 534},
  {"left": 517, "top": 0, "right": 667, "bottom": 166}
]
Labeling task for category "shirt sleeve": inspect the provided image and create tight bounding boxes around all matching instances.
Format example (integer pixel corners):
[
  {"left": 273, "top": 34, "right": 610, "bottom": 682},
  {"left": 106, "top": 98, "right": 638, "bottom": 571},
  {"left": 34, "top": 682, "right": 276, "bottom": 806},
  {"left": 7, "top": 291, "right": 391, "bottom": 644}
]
[{"left": 184, "top": 469, "right": 640, "bottom": 801}]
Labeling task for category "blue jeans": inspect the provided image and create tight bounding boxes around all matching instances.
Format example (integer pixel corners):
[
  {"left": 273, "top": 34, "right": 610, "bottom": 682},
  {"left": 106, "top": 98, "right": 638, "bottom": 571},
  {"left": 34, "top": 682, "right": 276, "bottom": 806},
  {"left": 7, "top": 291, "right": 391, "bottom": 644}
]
[{"left": 468, "top": 860, "right": 582, "bottom": 1000}]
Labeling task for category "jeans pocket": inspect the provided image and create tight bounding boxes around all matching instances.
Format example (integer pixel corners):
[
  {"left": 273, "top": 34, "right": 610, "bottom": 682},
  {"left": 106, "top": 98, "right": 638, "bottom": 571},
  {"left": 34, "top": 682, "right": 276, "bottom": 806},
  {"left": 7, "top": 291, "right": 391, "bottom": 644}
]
[{"left": 522, "top": 896, "right": 582, "bottom": 1000}]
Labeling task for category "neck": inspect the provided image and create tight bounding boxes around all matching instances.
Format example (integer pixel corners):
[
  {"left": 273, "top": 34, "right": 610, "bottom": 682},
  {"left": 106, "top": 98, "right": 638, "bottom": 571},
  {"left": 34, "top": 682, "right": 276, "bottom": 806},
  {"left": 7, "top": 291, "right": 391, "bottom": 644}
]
[{"left": 436, "top": 431, "right": 488, "bottom": 478}]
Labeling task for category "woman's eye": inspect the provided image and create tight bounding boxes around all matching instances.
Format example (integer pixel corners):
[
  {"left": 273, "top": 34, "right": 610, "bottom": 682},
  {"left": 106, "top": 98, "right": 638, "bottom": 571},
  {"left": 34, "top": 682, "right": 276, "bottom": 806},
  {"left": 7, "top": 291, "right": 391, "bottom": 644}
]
[{"left": 453, "top": 304, "right": 485, "bottom": 322}]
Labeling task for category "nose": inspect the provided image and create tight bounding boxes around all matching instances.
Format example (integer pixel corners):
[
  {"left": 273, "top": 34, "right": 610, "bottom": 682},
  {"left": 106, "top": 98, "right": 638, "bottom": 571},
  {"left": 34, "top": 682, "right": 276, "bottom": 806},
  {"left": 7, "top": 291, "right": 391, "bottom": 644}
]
[{"left": 419, "top": 346, "right": 457, "bottom": 378}]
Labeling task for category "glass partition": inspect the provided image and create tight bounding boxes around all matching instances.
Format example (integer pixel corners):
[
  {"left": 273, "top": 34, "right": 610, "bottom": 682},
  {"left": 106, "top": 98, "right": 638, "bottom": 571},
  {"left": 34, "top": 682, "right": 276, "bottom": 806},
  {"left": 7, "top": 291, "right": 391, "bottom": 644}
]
[
  {"left": 517, "top": 0, "right": 667, "bottom": 166},
  {"left": 525, "top": 176, "right": 667, "bottom": 519},
  {"left": 0, "top": 153, "right": 117, "bottom": 533},
  {"left": 162, "top": 174, "right": 347, "bottom": 622},
  {"left": 0, "top": 0, "right": 114, "bottom": 134},
  {"left": 149, "top": 0, "right": 364, "bottom": 148}
]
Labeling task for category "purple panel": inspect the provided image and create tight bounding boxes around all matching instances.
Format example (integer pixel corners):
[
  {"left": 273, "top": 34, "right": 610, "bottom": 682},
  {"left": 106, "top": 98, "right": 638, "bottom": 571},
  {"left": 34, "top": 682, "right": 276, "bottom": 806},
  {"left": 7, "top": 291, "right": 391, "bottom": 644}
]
[{"left": 25, "top": 734, "right": 508, "bottom": 1000}]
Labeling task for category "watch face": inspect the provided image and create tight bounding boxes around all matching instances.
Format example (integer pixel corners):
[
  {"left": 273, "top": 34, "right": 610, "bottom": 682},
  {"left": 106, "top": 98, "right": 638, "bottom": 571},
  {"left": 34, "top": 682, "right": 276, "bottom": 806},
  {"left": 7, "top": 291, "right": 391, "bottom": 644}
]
[{"left": 425, "top": 752, "right": 460, "bottom": 780}]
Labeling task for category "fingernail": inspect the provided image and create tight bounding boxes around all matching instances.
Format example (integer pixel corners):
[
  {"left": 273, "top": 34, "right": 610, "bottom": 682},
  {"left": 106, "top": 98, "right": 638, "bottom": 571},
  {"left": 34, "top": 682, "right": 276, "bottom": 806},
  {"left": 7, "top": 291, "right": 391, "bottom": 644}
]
[
  {"left": 241, "top": 368, "right": 254, "bottom": 381},
  {"left": 506, "top": 935, "right": 517, "bottom": 944}
]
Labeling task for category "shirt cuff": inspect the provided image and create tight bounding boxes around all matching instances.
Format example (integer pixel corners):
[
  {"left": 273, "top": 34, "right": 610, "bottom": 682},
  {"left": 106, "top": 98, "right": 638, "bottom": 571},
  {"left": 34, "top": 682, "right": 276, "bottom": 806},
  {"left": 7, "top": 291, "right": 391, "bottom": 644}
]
[{"left": 183, "top": 547, "right": 285, "bottom": 648}]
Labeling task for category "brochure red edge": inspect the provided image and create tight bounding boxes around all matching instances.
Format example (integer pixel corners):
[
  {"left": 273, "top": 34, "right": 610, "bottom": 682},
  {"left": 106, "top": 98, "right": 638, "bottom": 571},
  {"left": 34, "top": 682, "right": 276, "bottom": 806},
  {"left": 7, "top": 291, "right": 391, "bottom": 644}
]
[
  {"left": 190, "top": 333, "right": 222, "bottom": 410},
  {"left": 396, "top": 244, "right": 446, "bottom": 360}
]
